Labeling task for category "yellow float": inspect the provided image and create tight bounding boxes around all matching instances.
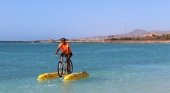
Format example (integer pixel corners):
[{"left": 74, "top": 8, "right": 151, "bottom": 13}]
[
  {"left": 63, "top": 71, "right": 89, "bottom": 81},
  {"left": 37, "top": 71, "right": 89, "bottom": 81},
  {"left": 37, "top": 72, "right": 60, "bottom": 81}
]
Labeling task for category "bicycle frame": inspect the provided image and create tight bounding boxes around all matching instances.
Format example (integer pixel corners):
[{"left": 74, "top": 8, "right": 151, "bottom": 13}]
[{"left": 57, "top": 53, "right": 73, "bottom": 77}]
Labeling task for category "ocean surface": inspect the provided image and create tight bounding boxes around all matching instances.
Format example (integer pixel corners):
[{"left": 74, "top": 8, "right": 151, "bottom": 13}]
[{"left": 1, "top": 43, "right": 170, "bottom": 93}]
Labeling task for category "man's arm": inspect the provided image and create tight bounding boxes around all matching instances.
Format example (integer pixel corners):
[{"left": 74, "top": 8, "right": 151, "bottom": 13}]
[
  {"left": 55, "top": 48, "right": 60, "bottom": 55},
  {"left": 55, "top": 43, "right": 61, "bottom": 54}
]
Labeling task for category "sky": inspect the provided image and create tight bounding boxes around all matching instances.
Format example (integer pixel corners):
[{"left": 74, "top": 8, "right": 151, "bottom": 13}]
[{"left": 0, "top": 0, "right": 170, "bottom": 41}]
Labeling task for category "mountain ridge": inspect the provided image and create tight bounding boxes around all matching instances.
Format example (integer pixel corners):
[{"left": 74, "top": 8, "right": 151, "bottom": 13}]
[{"left": 112, "top": 29, "right": 170, "bottom": 38}]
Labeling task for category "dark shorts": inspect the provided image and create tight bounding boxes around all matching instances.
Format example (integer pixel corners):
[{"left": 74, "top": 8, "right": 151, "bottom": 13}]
[{"left": 61, "top": 52, "right": 73, "bottom": 57}]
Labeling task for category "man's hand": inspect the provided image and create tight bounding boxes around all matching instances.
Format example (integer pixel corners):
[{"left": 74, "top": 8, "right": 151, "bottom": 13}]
[{"left": 55, "top": 52, "right": 58, "bottom": 55}]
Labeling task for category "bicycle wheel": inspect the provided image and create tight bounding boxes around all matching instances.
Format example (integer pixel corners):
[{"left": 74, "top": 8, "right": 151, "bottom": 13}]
[
  {"left": 57, "top": 61, "right": 63, "bottom": 77},
  {"left": 67, "top": 60, "right": 73, "bottom": 74}
]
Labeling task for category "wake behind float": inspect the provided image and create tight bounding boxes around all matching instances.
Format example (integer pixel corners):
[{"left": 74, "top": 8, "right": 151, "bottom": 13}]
[{"left": 37, "top": 71, "right": 89, "bottom": 81}]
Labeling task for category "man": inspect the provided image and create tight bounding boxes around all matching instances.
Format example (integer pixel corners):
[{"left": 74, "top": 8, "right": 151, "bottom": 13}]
[{"left": 55, "top": 38, "right": 73, "bottom": 62}]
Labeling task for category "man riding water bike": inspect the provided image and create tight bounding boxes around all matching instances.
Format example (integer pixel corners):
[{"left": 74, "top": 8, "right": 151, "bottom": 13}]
[{"left": 55, "top": 38, "right": 73, "bottom": 67}]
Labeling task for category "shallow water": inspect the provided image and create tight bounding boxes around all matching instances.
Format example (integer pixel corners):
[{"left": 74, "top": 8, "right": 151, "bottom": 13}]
[{"left": 1, "top": 43, "right": 170, "bottom": 93}]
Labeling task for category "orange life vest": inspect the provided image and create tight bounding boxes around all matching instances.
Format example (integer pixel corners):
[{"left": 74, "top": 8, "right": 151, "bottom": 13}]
[{"left": 58, "top": 42, "right": 72, "bottom": 54}]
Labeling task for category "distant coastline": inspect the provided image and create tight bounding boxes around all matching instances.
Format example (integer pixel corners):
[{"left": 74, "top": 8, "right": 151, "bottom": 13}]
[
  {"left": 1, "top": 39, "right": 170, "bottom": 44},
  {"left": 1, "top": 29, "right": 170, "bottom": 44}
]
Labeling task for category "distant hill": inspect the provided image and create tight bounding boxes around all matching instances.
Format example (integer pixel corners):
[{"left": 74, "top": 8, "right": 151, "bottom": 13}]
[
  {"left": 70, "top": 29, "right": 170, "bottom": 42},
  {"left": 113, "top": 29, "right": 170, "bottom": 38}
]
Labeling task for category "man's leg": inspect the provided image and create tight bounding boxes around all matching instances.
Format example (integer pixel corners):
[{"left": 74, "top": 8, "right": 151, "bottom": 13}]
[{"left": 66, "top": 53, "right": 72, "bottom": 73}]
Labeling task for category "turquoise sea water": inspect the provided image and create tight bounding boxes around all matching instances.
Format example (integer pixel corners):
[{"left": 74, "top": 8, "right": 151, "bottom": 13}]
[{"left": 1, "top": 43, "right": 170, "bottom": 93}]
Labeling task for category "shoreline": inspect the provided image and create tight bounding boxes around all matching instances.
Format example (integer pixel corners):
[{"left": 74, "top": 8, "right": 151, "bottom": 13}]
[{"left": 1, "top": 40, "right": 170, "bottom": 44}]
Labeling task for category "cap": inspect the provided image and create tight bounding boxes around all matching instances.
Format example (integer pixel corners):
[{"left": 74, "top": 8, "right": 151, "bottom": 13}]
[{"left": 60, "top": 38, "right": 67, "bottom": 41}]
